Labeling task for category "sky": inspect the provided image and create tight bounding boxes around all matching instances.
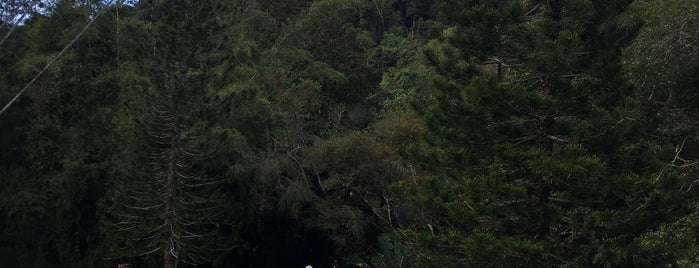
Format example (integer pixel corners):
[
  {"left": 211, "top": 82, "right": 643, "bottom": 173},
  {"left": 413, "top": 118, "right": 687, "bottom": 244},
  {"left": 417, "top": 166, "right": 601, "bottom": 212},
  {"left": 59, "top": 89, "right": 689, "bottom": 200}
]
[{"left": 1, "top": 0, "right": 138, "bottom": 24}]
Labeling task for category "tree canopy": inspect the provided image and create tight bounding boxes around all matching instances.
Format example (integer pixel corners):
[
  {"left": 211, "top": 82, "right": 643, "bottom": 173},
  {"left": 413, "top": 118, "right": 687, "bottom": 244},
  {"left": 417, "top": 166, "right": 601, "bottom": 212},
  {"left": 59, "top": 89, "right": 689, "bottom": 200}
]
[{"left": 1, "top": 0, "right": 699, "bottom": 267}]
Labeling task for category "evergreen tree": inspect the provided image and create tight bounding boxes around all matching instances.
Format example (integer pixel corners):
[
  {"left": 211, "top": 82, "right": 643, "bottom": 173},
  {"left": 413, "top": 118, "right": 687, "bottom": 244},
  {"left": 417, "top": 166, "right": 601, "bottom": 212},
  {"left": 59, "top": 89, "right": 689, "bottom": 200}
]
[
  {"left": 3, "top": 0, "right": 699, "bottom": 266},
  {"left": 393, "top": 0, "right": 653, "bottom": 266},
  {"left": 0, "top": 1, "right": 122, "bottom": 266},
  {"left": 620, "top": 0, "right": 699, "bottom": 265},
  {"left": 105, "top": 1, "right": 252, "bottom": 266}
]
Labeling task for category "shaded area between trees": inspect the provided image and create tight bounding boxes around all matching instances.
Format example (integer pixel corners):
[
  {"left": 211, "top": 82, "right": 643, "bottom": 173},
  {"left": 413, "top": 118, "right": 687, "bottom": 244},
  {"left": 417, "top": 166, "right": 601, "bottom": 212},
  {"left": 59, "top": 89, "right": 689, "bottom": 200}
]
[{"left": 1, "top": 0, "right": 699, "bottom": 267}]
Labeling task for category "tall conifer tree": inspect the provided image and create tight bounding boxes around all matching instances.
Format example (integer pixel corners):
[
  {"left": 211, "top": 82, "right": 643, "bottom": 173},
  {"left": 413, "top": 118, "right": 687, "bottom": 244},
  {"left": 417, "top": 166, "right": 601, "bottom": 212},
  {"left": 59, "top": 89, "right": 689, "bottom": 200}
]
[
  {"left": 395, "top": 0, "right": 646, "bottom": 266},
  {"left": 106, "top": 1, "right": 247, "bottom": 266}
]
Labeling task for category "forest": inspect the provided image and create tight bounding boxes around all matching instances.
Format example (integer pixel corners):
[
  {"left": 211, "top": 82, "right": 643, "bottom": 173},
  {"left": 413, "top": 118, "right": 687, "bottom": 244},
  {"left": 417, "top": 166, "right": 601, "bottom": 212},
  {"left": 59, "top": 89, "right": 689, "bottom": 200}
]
[{"left": 1, "top": 0, "right": 699, "bottom": 267}]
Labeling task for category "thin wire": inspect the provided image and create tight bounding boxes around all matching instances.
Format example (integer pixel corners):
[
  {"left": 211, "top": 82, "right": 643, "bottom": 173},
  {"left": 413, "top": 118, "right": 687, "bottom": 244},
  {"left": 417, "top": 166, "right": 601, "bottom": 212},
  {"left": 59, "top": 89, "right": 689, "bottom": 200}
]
[
  {"left": 150, "top": 0, "right": 155, "bottom": 55},
  {"left": 0, "top": 2, "right": 15, "bottom": 32},
  {"left": 0, "top": 0, "right": 37, "bottom": 48},
  {"left": 0, "top": 0, "right": 115, "bottom": 118},
  {"left": 0, "top": 11, "right": 27, "bottom": 47},
  {"left": 116, "top": 0, "right": 120, "bottom": 67},
  {"left": 0, "top": 0, "right": 25, "bottom": 31}
]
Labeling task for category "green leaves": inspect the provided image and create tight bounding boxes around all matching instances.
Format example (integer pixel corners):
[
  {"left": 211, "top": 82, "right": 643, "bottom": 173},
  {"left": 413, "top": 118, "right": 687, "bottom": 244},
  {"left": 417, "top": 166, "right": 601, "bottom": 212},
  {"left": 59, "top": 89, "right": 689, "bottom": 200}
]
[
  {"left": 4, "top": 0, "right": 699, "bottom": 267},
  {"left": 386, "top": 0, "right": 687, "bottom": 266}
]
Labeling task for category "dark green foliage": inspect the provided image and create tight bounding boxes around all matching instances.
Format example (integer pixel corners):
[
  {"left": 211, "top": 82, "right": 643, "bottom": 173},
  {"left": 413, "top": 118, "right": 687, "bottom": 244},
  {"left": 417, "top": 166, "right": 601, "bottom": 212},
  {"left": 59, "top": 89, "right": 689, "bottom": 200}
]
[
  {"left": 104, "top": 1, "right": 269, "bottom": 267},
  {"left": 1, "top": 0, "right": 699, "bottom": 267},
  {"left": 370, "top": 234, "right": 415, "bottom": 268},
  {"left": 388, "top": 0, "right": 698, "bottom": 267},
  {"left": 0, "top": 2, "right": 122, "bottom": 266}
]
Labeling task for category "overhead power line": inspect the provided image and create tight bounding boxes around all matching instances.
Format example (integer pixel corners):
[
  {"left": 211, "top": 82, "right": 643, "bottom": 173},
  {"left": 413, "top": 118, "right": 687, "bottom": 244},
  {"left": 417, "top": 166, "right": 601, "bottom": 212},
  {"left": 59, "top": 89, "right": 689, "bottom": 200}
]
[{"left": 0, "top": 0, "right": 115, "bottom": 118}]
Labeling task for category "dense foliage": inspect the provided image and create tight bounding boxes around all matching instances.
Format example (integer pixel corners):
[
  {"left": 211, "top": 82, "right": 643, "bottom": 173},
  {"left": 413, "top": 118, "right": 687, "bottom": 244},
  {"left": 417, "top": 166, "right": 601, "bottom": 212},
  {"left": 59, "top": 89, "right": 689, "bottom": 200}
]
[{"left": 1, "top": 0, "right": 699, "bottom": 267}]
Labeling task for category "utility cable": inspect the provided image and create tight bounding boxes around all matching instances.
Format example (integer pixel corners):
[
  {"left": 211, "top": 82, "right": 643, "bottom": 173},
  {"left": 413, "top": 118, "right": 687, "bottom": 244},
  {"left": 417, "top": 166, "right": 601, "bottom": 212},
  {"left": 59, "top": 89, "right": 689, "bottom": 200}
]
[
  {"left": 0, "top": 0, "right": 114, "bottom": 118},
  {"left": 0, "top": 11, "right": 27, "bottom": 47},
  {"left": 0, "top": 0, "right": 40, "bottom": 48}
]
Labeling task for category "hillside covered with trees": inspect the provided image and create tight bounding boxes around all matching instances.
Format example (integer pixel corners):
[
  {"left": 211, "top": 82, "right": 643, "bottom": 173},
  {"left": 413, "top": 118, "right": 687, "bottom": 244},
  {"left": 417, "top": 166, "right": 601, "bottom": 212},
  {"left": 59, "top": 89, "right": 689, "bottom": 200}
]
[{"left": 2, "top": 0, "right": 699, "bottom": 267}]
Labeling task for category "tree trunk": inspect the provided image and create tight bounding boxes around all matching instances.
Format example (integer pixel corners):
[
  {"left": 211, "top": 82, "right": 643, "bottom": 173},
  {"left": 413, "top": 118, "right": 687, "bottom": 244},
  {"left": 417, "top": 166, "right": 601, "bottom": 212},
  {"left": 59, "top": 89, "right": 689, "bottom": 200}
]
[
  {"left": 164, "top": 248, "right": 177, "bottom": 268},
  {"left": 535, "top": 75, "right": 554, "bottom": 238}
]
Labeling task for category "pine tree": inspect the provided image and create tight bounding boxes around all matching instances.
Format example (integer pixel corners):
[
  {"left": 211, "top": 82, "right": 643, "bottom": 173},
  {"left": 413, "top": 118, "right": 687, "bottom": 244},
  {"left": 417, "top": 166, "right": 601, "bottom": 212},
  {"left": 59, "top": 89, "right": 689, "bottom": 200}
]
[
  {"left": 619, "top": 0, "right": 699, "bottom": 265},
  {"left": 0, "top": 1, "right": 125, "bottom": 266},
  {"left": 106, "top": 1, "right": 245, "bottom": 266},
  {"left": 393, "top": 0, "right": 649, "bottom": 266}
]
